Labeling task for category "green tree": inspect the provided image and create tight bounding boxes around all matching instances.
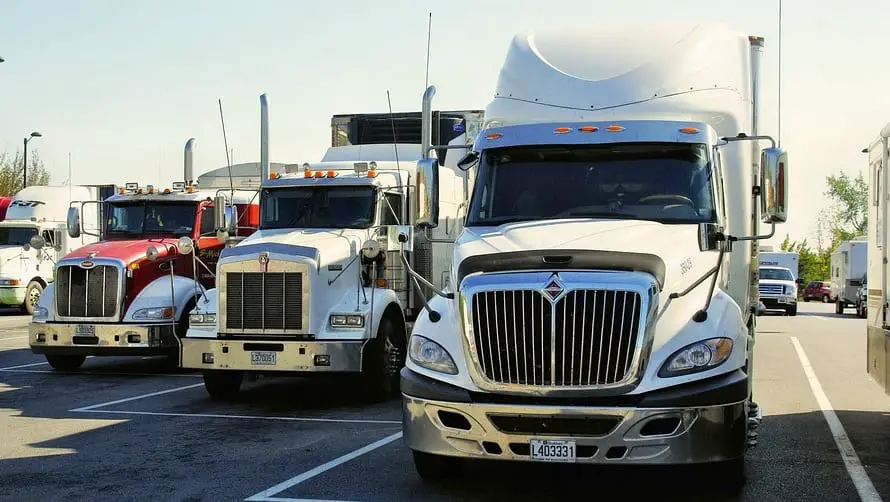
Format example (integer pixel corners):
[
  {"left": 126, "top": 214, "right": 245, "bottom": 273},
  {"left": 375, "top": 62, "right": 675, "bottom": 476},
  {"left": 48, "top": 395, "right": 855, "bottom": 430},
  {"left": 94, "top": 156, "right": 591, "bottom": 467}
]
[
  {"left": 820, "top": 171, "right": 868, "bottom": 244},
  {"left": 0, "top": 149, "right": 51, "bottom": 196}
]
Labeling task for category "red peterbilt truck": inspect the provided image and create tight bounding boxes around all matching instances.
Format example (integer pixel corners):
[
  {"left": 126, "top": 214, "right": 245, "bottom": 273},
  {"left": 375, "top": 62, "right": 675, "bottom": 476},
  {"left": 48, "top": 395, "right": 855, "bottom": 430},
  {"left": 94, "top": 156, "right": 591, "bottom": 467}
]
[{"left": 28, "top": 139, "right": 262, "bottom": 370}]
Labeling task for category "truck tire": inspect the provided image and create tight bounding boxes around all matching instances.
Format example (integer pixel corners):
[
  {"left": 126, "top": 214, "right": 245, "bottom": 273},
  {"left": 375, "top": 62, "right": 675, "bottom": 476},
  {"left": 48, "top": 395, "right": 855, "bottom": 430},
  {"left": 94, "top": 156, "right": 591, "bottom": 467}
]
[
  {"left": 709, "top": 457, "right": 746, "bottom": 493},
  {"left": 822, "top": 295, "right": 829, "bottom": 303},
  {"left": 202, "top": 370, "right": 243, "bottom": 400},
  {"left": 787, "top": 305, "right": 797, "bottom": 316},
  {"left": 45, "top": 354, "right": 85, "bottom": 371},
  {"left": 360, "top": 316, "right": 405, "bottom": 402},
  {"left": 22, "top": 280, "right": 43, "bottom": 315},
  {"left": 412, "top": 450, "right": 463, "bottom": 483}
]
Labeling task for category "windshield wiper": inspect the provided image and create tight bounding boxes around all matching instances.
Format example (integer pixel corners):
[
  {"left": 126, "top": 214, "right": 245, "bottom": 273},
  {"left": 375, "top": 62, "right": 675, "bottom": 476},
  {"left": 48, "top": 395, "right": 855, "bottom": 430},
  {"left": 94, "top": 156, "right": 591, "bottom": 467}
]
[{"left": 560, "top": 210, "right": 639, "bottom": 219}]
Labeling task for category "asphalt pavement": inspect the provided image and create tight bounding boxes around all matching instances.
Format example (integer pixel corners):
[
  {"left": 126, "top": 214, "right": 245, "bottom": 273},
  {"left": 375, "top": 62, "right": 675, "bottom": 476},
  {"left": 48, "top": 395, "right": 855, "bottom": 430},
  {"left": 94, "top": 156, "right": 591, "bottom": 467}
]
[{"left": 0, "top": 302, "right": 888, "bottom": 502}]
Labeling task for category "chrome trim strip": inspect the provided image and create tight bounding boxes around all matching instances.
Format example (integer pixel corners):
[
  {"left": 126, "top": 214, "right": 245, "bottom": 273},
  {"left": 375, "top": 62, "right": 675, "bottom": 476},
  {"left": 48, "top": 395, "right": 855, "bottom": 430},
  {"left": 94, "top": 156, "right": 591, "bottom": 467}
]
[{"left": 54, "top": 257, "right": 126, "bottom": 323}]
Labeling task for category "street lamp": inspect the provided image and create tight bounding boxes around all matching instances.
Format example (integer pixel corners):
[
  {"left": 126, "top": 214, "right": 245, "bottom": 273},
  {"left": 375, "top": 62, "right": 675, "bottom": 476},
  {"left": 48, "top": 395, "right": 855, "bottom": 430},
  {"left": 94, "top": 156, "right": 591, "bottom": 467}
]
[
  {"left": 23, "top": 132, "right": 42, "bottom": 189},
  {"left": 0, "top": 57, "right": 5, "bottom": 63}
]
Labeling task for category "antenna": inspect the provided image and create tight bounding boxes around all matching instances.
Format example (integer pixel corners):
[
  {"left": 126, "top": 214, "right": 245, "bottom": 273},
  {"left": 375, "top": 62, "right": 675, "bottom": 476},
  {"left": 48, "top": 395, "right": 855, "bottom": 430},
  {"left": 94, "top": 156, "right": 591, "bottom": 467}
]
[
  {"left": 424, "top": 12, "right": 432, "bottom": 90},
  {"left": 218, "top": 98, "right": 235, "bottom": 196},
  {"left": 386, "top": 90, "right": 401, "bottom": 173},
  {"left": 778, "top": 0, "right": 782, "bottom": 148}
]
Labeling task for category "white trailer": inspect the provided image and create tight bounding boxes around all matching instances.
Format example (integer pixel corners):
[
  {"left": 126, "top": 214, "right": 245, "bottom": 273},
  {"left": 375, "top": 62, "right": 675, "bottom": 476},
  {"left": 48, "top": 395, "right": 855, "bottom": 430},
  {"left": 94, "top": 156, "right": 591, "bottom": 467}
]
[
  {"left": 0, "top": 185, "right": 109, "bottom": 313},
  {"left": 180, "top": 95, "right": 484, "bottom": 400},
  {"left": 866, "top": 125, "right": 890, "bottom": 393},
  {"left": 759, "top": 251, "right": 798, "bottom": 280},
  {"left": 399, "top": 21, "right": 788, "bottom": 491},
  {"left": 831, "top": 237, "right": 867, "bottom": 313}
]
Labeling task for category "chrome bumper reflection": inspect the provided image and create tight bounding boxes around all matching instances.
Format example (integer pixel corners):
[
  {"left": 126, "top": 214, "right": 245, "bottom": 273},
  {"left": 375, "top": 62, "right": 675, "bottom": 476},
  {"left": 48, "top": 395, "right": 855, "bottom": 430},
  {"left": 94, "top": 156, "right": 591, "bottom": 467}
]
[
  {"left": 29, "top": 322, "right": 176, "bottom": 353},
  {"left": 180, "top": 338, "right": 364, "bottom": 372},
  {"left": 402, "top": 394, "right": 747, "bottom": 465}
]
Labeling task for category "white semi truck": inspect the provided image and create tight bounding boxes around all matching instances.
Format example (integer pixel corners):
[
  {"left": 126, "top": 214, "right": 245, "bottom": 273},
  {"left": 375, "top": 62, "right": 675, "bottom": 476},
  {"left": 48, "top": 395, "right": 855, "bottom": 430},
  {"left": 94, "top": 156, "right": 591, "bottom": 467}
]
[
  {"left": 180, "top": 95, "right": 484, "bottom": 400},
  {"left": 400, "top": 22, "right": 788, "bottom": 489},
  {"left": 830, "top": 237, "right": 867, "bottom": 314},
  {"left": 866, "top": 126, "right": 890, "bottom": 392},
  {"left": 0, "top": 185, "right": 110, "bottom": 314}
]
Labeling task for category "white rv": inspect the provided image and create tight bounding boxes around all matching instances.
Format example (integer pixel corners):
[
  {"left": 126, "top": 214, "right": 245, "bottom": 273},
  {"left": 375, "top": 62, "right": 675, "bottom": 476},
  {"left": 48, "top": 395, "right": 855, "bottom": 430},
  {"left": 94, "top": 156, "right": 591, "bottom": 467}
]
[
  {"left": 866, "top": 125, "right": 890, "bottom": 394},
  {"left": 0, "top": 185, "right": 107, "bottom": 314},
  {"left": 399, "top": 22, "right": 788, "bottom": 490},
  {"left": 180, "top": 95, "right": 484, "bottom": 400},
  {"left": 830, "top": 237, "right": 867, "bottom": 314}
]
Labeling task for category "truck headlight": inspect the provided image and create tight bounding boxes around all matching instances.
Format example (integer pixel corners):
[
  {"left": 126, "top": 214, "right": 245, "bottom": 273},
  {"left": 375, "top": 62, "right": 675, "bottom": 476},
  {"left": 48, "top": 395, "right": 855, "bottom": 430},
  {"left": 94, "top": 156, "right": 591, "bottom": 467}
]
[
  {"left": 132, "top": 307, "right": 174, "bottom": 320},
  {"left": 409, "top": 334, "right": 458, "bottom": 375},
  {"left": 658, "top": 337, "right": 733, "bottom": 378},
  {"left": 0, "top": 278, "right": 20, "bottom": 286},
  {"left": 329, "top": 314, "right": 364, "bottom": 328},
  {"left": 189, "top": 313, "right": 216, "bottom": 325},
  {"left": 32, "top": 305, "right": 49, "bottom": 320}
]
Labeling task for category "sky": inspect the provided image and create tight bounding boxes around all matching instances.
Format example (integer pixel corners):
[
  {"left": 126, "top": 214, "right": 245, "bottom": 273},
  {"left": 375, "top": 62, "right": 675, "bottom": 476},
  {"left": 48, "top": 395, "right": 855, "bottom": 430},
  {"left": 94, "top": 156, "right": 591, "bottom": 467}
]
[{"left": 1, "top": 0, "right": 886, "bottom": 249}]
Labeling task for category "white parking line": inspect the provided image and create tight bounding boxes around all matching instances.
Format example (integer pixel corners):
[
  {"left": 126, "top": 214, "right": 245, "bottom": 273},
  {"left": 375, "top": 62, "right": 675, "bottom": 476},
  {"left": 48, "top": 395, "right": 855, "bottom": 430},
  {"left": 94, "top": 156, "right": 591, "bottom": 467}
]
[
  {"left": 73, "top": 408, "right": 401, "bottom": 425},
  {"left": 791, "top": 337, "right": 882, "bottom": 502},
  {"left": 69, "top": 383, "right": 205, "bottom": 412},
  {"left": 0, "top": 360, "right": 49, "bottom": 370},
  {"left": 2, "top": 369, "right": 202, "bottom": 378},
  {"left": 244, "top": 431, "right": 403, "bottom": 502},
  {"left": 0, "top": 336, "right": 29, "bottom": 342}
]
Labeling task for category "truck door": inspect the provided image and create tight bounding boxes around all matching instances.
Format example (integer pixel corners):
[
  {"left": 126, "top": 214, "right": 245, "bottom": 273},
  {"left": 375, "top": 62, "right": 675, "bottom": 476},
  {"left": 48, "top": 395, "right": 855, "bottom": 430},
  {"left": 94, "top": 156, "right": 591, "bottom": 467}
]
[{"left": 194, "top": 202, "right": 221, "bottom": 287}]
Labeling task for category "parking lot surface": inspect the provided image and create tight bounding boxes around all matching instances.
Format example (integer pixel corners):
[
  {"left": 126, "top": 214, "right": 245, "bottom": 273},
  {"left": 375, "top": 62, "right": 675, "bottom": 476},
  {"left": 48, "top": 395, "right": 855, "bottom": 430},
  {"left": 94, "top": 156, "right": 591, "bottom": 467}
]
[{"left": 2, "top": 302, "right": 889, "bottom": 501}]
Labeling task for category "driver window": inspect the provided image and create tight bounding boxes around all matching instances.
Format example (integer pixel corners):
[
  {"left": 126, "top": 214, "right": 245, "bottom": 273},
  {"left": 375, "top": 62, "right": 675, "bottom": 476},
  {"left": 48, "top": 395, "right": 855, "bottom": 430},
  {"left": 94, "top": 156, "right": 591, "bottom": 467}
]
[
  {"left": 41, "top": 230, "right": 54, "bottom": 247},
  {"left": 381, "top": 193, "right": 403, "bottom": 225},
  {"left": 200, "top": 206, "right": 215, "bottom": 235}
]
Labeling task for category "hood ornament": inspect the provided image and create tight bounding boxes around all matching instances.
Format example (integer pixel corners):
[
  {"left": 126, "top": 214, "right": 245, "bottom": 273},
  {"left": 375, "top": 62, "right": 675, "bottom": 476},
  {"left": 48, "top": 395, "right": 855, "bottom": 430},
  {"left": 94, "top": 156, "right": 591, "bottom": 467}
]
[
  {"left": 258, "top": 252, "right": 269, "bottom": 272},
  {"left": 542, "top": 274, "right": 566, "bottom": 301},
  {"left": 87, "top": 251, "right": 98, "bottom": 259}
]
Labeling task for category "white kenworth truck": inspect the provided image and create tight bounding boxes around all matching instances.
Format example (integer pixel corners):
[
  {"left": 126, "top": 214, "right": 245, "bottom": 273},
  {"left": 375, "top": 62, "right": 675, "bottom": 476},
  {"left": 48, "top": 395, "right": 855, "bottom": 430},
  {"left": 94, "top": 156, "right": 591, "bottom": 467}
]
[
  {"left": 181, "top": 94, "right": 484, "bottom": 400},
  {"left": 400, "top": 22, "right": 789, "bottom": 489}
]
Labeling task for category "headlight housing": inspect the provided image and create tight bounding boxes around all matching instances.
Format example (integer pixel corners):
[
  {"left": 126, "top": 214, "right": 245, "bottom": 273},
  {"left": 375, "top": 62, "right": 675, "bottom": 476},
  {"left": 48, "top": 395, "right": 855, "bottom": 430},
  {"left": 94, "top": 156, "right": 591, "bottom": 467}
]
[
  {"left": 658, "top": 337, "right": 733, "bottom": 378},
  {"left": 189, "top": 313, "right": 216, "bottom": 326},
  {"left": 409, "top": 334, "right": 458, "bottom": 375},
  {"left": 32, "top": 305, "right": 49, "bottom": 320},
  {"left": 329, "top": 314, "right": 364, "bottom": 328},
  {"left": 132, "top": 306, "right": 174, "bottom": 320},
  {"left": 0, "top": 278, "right": 20, "bottom": 286}
]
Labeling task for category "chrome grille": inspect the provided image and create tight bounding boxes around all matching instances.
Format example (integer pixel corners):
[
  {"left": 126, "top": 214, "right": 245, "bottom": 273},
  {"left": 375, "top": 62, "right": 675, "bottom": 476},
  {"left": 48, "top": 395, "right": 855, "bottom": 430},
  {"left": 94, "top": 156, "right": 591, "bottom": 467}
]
[
  {"left": 55, "top": 265, "right": 120, "bottom": 319},
  {"left": 224, "top": 272, "right": 303, "bottom": 331},
  {"left": 759, "top": 284, "right": 783, "bottom": 295},
  {"left": 470, "top": 289, "right": 642, "bottom": 387}
]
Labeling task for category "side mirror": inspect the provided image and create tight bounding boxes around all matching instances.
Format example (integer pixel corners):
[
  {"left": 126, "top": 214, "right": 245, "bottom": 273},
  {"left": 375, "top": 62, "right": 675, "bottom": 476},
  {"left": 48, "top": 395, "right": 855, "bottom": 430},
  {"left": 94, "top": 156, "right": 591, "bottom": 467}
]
[
  {"left": 796, "top": 278, "right": 804, "bottom": 285},
  {"left": 415, "top": 158, "right": 439, "bottom": 228},
  {"left": 67, "top": 206, "right": 82, "bottom": 238},
  {"left": 456, "top": 151, "right": 478, "bottom": 172},
  {"left": 224, "top": 205, "right": 238, "bottom": 233},
  {"left": 760, "top": 147, "right": 788, "bottom": 224},
  {"left": 30, "top": 235, "right": 46, "bottom": 251},
  {"left": 53, "top": 229, "right": 62, "bottom": 251},
  {"left": 213, "top": 195, "right": 226, "bottom": 231},
  {"left": 697, "top": 222, "right": 721, "bottom": 252}
]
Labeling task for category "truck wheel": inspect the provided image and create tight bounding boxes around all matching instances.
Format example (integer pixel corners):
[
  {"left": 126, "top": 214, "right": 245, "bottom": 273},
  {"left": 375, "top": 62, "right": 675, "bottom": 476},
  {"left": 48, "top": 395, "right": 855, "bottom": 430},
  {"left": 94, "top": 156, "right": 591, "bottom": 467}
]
[
  {"left": 361, "top": 316, "right": 405, "bottom": 402},
  {"left": 787, "top": 305, "right": 797, "bottom": 316},
  {"left": 412, "top": 450, "right": 463, "bottom": 484},
  {"left": 822, "top": 295, "right": 829, "bottom": 303},
  {"left": 45, "top": 354, "right": 85, "bottom": 371},
  {"left": 202, "top": 370, "right": 243, "bottom": 400},
  {"left": 22, "top": 281, "right": 43, "bottom": 315}
]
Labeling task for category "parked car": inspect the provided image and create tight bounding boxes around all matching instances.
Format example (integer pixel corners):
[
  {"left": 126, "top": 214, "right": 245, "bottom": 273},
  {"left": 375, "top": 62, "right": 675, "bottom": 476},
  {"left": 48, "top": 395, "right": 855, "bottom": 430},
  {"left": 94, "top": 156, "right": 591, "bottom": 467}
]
[{"left": 803, "top": 281, "right": 832, "bottom": 302}]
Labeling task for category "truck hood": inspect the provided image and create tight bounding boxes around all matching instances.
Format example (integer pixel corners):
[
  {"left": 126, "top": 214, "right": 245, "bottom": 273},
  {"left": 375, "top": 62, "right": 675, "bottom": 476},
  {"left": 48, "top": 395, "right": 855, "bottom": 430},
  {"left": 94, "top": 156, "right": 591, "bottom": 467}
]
[
  {"left": 0, "top": 246, "right": 26, "bottom": 274},
  {"left": 235, "top": 228, "right": 373, "bottom": 266},
  {"left": 454, "top": 219, "right": 712, "bottom": 294},
  {"left": 62, "top": 238, "right": 182, "bottom": 265}
]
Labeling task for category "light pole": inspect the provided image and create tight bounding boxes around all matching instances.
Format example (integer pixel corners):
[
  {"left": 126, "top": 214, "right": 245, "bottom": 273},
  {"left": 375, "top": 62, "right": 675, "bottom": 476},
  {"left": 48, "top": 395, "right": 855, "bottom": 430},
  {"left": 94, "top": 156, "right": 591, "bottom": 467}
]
[{"left": 23, "top": 132, "right": 42, "bottom": 188}]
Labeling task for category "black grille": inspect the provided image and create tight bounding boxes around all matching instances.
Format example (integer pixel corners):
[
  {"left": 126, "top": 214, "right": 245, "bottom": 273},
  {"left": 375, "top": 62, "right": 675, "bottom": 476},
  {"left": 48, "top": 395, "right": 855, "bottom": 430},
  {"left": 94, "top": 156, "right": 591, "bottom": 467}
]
[
  {"left": 55, "top": 265, "right": 120, "bottom": 318},
  {"left": 471, "top": 289, "right": 642, "bottom": 387},
  {"left": 225, "top": 272, "right": 303, "bottom": 331}
]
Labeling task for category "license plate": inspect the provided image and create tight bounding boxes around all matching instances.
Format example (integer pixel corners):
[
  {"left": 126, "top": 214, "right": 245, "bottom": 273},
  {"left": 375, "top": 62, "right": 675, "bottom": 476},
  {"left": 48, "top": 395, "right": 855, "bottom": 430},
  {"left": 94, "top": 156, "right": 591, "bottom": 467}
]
[
  {"left": 529, "top": 439, "right": 576, "bottom": 463},
  {"left": 74, "top": 324, "right": 95, "bottom": 336},
  {"left": 250, "top": 351, "right": 276, "bottom": 366}
]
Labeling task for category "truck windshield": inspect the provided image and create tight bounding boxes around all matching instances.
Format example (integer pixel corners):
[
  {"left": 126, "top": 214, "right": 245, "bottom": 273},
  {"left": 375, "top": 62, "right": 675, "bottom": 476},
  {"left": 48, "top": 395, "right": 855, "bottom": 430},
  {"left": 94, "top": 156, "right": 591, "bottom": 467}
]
[
  {"left": 260, "top": 186, "right": 377, "bottom": 229},
  {"left": 0, "top": 226, "right": 38, "bottom": 246},
  {"left": 759, "top": 268, "right": 794, "bottom": 281},
  {"left": 105, "top": 202, "right": 196, "bottom": 237},
  {"left": 466, "top": 142, "right": 716, "bottom": 226}
]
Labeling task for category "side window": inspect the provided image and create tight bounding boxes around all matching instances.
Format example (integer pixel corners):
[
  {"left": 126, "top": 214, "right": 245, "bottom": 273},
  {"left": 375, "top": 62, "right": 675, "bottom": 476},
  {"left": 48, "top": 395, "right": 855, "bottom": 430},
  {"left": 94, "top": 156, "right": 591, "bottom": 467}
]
[
  {"left": 41, "top": 230, "right": 54, "bottom": 247},
  {"left": 200, "top": 206, "right": 215, "bottom": 236},
  {"left": 381, "top": 193, "right": 403, "bottom": 226},
  {"left": 712, "top": 149, "right": 727, "bottom": 221}
]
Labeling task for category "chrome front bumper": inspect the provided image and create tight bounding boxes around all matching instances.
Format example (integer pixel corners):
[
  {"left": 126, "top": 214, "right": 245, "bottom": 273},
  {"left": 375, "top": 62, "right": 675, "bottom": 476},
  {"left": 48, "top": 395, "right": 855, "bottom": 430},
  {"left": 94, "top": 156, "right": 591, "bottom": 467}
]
[
  {"left": 29, "top": 322, "right": 176, "bottom": 356},
  {"left": 402, "top": 370, "right": 749, "bottom": 465},
  {"left": 180, "top": 338, "right": 365, "bottom": 373}
]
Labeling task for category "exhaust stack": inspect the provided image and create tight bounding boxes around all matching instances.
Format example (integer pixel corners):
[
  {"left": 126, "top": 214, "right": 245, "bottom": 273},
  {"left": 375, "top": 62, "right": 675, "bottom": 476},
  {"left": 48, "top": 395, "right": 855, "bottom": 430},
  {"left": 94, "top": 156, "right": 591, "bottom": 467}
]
[
  {"left": 421, "top": 86, "right": 436, "bottom": 160},
  {"left": 260, "top": 94, "right": 269, "bottom": 181},
  {"left": 184, "top": 138, "right": 196, "bottom": 185}
]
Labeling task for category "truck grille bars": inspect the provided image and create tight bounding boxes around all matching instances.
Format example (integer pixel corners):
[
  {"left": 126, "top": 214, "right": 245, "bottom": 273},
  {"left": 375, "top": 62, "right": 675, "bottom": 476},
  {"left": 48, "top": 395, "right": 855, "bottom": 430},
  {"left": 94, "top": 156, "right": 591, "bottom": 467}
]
[
  {"left": 224, "top": 272, "right": 304, "bottom": 331},
  {"left": 55, "top": 264, "right": 121, "bottom": 320}
]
